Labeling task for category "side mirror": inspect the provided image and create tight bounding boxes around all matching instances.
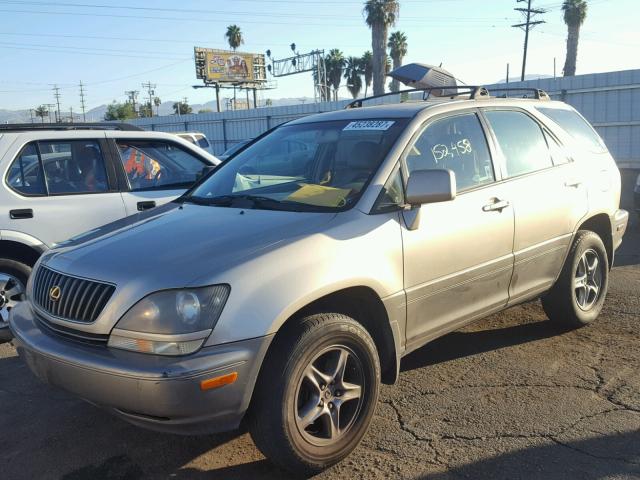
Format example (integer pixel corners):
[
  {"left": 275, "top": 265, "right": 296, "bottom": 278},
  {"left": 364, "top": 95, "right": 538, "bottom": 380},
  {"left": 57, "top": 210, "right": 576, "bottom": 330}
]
[{"left": 405, "top": 169, "right": 456, "bottom": 206}]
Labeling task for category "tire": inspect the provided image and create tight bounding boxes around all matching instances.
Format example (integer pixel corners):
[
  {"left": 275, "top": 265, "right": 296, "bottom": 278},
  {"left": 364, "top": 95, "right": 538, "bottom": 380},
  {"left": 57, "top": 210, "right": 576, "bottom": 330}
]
[
  {"left": 0, "top": 258, "right": 31, "bottom": 335},
  {"left": 248, "top": 313, "right": 380, "bottom": 476},
  {"left": 542, "top": 230, "right": 609, "bottom": 328}
]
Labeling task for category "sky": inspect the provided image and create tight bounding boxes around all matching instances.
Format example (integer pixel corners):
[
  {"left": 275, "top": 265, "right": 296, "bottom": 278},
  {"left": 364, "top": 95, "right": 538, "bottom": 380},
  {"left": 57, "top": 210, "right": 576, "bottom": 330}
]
[{"left": 0, "top": 0, "right": 638, "bottom": 113}]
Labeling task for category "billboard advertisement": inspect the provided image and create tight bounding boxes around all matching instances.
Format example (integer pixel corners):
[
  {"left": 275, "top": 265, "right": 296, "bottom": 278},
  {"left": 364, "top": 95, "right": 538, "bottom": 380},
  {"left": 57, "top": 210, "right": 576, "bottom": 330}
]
[{"left": 194, "top": 47, "right": 266, "bottom": 84}]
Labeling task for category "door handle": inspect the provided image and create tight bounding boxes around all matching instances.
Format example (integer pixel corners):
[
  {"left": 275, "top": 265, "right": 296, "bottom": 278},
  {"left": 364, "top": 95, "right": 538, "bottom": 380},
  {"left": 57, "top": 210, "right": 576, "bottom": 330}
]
[
  {"left": 482, "top": 199, "right": 510, "bottom": 212},
  {"left": 564, "top": 179, "right": 582, "bottom": 188},
  {"left": 9, "top": 208, "right": 33, "bottom": 219},
  {"left": 137, "top": 201, "right": 156, "bottom": 211}
]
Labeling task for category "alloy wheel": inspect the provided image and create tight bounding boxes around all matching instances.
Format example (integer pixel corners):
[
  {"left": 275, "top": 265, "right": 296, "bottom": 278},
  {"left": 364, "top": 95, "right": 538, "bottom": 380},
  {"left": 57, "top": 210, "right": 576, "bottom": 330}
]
[
  {"left": 574, "top": 248, "right": 602, "bottom": 311},
  {"left": 294, "top": 345, "right": 365, "bottom": 447},
  {"left": 0, "top": 273, "right": 25, "bottom": 324}
]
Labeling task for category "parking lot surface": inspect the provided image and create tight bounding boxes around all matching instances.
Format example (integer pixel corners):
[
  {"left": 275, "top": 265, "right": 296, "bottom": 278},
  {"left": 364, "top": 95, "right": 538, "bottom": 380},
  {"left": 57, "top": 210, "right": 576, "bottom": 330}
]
[{"left": 1, "top": 177, "right": 638, "bottom": 480}]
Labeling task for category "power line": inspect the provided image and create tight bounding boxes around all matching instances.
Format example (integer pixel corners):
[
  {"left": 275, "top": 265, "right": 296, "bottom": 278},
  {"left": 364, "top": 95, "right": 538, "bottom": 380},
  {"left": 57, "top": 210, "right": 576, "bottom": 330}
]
[{"left": 512, "top": 0, "right": 546, "bottom": 81}]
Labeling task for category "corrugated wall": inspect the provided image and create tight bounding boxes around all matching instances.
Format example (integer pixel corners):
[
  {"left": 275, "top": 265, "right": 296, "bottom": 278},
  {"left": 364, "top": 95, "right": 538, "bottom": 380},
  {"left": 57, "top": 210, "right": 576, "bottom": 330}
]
[{"left": 127, "top": 69, "right": 640, "bottom": 168}]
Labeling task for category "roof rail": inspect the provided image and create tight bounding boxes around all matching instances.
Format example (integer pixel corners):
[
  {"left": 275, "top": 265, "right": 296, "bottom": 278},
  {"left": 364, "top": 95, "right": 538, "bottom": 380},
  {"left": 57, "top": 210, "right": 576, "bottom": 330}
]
[
  {"left": 0, "top": 122, "right": 143, "bottom": 132},
  {"left": 345, "top": 85, "right": 549, "bottom": 109}
]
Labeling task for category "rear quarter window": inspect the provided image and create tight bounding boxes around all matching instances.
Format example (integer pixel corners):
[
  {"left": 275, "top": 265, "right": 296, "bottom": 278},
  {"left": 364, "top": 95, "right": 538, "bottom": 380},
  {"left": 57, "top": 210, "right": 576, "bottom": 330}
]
[{"left": 536, "top": 107, "right": 607, "bottom": 153}]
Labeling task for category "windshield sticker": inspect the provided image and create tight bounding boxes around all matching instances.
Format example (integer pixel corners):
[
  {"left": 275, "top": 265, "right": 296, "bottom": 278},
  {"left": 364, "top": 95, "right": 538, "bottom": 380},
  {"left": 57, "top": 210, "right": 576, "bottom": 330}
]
[{"left": 343, "top": 120, "right": 395, "bottom": 131}]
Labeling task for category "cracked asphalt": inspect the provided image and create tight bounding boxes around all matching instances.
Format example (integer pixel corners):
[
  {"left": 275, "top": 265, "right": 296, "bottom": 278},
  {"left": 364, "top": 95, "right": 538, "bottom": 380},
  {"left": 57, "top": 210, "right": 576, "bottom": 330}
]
[{"left": 1, "top": 171, "right": 638, "bottom": 480}]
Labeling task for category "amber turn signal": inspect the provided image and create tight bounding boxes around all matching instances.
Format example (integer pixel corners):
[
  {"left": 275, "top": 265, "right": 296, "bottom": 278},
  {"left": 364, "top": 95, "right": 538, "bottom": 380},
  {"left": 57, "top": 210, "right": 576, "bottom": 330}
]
[{"left": 200, "top": 372, "right": 238, "bottom": 391}]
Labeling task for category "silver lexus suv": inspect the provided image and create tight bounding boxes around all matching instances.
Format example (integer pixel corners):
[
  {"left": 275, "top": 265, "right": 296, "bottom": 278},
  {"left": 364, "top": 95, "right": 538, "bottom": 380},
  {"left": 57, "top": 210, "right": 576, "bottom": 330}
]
[
  {"left": 10, "top": 87, "right": 628, "bottom": 475},
  {"left": 0, "top": 123, "right": 219, "bottom": 339}
]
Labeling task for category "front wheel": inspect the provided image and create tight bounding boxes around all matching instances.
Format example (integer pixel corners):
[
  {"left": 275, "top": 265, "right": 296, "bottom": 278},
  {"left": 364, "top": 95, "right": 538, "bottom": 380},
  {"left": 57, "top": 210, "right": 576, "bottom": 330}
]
[
  {"left": 248, "top": 313, "right": 380, "bottom": 476},
  {"left": 542, "top": 230, "right": 609, "bottom": 328}
]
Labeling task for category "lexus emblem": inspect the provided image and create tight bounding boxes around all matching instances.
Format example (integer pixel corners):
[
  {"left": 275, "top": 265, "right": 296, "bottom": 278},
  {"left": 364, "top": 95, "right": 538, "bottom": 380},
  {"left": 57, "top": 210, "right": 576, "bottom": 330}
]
[{"left": 49, "top": 286, "right": 62, "bottom": 302}]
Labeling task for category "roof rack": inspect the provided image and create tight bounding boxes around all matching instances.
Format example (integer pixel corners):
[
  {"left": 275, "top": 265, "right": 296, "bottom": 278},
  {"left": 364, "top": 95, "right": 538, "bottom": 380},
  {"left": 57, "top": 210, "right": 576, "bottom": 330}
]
[
  {"left": 344, "top": 85, "right": 549, "bottom": 109},
  {"left": 0, "top": 122, "right": 143, "bottom": 132}
]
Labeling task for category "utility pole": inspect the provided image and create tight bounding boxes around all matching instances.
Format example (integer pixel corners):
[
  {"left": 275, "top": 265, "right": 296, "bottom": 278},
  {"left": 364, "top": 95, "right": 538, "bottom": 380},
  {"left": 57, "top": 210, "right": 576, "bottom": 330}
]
[
  {"left": 79, "top": 81, "right": 87, "bottom": 122},
  {"left": 69, "top": 106, "right": 74, "bottom": 123},
  {"left": 44, "top": 103, "right": 56, "bottom": 124},
  {"left": 125, "top": 90, "right": 139, "bottom": 115},
  {"left": 512, "top": 0, "right": 545, "bottom": 82},
  {"left": 29, "top": 109, "right": 34, "bottom": 124},
  {"left": 52, "top": 85, "right": 62, "bottom": 123},
  {"left": 141, "top": 81, "right": 156, "bottom": 117}
]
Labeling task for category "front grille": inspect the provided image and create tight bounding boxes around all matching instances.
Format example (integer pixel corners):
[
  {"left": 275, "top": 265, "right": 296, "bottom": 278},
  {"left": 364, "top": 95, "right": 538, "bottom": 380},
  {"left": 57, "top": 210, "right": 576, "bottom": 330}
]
[
  {"left": 32, "top": 266, "right": 115, "bottom": 323},
  {"left": 35, "top": 313, "right": 109, "bottom": 346}
]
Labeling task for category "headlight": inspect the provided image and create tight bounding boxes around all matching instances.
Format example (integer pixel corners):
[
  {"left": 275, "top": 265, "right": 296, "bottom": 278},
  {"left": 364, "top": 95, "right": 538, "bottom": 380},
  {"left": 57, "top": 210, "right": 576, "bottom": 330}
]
[{"left": 108, "top": 285, "right": 230, "bottom": 356}]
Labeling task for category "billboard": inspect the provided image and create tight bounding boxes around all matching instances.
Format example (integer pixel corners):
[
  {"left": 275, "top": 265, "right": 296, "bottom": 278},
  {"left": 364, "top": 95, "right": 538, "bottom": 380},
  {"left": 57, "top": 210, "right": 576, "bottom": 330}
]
[{"left": 194, "top": 47, "right": 266, "bottom": 84}]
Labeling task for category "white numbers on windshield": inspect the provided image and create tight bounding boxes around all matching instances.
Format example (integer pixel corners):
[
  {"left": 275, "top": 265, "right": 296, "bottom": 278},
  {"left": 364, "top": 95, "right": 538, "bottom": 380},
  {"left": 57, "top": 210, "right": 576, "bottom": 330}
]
[{"left": 431, "top": 139, "right": 473, "bottom": 162}]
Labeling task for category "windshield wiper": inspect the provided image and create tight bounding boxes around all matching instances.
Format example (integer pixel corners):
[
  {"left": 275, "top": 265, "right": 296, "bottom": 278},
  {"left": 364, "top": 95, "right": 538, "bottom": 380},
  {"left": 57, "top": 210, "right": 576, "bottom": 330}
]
[{"left": 185, "top": 194, "right": 286, "bottom": 209}]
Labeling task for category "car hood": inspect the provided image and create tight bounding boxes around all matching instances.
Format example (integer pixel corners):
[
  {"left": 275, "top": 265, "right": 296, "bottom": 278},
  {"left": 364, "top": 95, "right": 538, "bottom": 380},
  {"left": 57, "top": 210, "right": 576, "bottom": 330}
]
[{"left": 44, "top": 202, "right": 336, "bottom": 289}]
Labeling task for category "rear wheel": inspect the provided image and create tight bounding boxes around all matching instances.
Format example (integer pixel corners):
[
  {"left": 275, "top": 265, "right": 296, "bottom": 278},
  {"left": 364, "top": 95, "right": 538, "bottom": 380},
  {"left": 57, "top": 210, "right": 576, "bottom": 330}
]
[
  {"left": 0, "top": 258, "right": 30, "bottom": 339},
  {"left": 542, "top": 230, "right": 609, "bottom": 328},
  {"left": 248, "top": 313, "right": 380, "bottom": 476}
]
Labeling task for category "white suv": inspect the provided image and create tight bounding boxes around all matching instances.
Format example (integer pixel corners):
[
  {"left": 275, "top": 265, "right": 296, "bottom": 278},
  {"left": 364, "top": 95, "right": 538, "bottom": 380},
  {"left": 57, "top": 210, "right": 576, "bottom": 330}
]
[{"left": 0, "top": 123, "right": 219, "bottom": 338}]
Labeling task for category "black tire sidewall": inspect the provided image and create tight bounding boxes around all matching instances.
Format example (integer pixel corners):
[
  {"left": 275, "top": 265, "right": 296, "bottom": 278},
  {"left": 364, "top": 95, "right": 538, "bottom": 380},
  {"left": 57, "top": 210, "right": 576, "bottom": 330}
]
[{"left": 282, "top": 322, "right": 379, "bottom": 464}]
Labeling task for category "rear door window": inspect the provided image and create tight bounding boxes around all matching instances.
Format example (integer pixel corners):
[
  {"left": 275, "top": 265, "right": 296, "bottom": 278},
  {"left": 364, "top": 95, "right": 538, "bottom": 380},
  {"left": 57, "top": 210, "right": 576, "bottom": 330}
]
[
  {"left": 484, "top": 110, "right": 553, "bottom": 178},
  {"left": 39, "top": 140, "right": 109, "bottom": 195},
  {"left": 536, "top": 107, "right": 606, "bottom": 153},
  {"left": 6, "top": 143, "right": 47, "bottom": 196},
  {"left": 116, "top": 140, "right": 208, "bottom": 191}
]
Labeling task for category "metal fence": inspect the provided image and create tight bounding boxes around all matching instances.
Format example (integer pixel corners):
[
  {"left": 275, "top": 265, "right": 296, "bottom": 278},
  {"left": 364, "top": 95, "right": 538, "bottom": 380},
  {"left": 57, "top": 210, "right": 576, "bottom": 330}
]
[{"left": 127, "top": 69, "right": 640, "bottom": 168}]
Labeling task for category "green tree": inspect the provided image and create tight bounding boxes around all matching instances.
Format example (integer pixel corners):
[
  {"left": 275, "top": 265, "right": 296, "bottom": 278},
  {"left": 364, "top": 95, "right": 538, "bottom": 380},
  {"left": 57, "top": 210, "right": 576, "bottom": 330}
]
[
  {"left": 387, "top": 30, "right": 408, "bottom": 92},
  {"left": 153, "top": 96, "right": 162, "bottom": 116},
  {"left": 325, "top": 49, "right": 346, "bottom": 101},
  {"left": 104, "top": 101, "right": 137, "bottom": 121},
  {"left": 361, "top": 51, "right": 373, "bottom": 97},
  {"left": 562, "top": 0, "right": 588, "bottom": 77},
  {"left": 198, "top": 108, "right": 213, "bottom": 114},
  {"left": 173, "top": 101, "right": 193, "bottom": 115},
  {"left": 34, "top": 105, "right": 48, "bottom": 123},
  {"left": 225, "top": 25, "right": 244, "bottom": 51},
  {"left": 344, "top": 56, "right": 363, "bottom": 99},
  {"left": 265, "top": 98, "right": 273, "bottom": 106},
  {"left": 139, "top": 102, "right": 153, "bottom": 118},
  {"left": 364, "top": 0, "right": 399, "bottom": 96}
]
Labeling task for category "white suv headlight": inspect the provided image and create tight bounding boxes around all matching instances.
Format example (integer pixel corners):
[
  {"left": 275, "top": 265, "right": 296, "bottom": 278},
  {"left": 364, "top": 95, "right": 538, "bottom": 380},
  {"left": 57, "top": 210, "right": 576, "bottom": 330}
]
[{"left": 108, "top": 285, "right": 230, "bottom": 355}]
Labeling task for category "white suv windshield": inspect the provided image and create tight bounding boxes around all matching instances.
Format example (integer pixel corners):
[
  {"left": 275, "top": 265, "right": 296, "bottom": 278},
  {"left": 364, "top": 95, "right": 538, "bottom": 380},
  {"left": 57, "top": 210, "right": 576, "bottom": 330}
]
[{"left": 187, "top": 119, "right": 407, "bottom": 211}]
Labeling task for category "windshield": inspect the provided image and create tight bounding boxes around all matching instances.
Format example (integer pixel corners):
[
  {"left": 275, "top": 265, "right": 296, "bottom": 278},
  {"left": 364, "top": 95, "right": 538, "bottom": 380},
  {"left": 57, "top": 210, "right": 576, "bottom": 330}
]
[{"left": 188, "top": 119, "right": 407, "bottom": 211}]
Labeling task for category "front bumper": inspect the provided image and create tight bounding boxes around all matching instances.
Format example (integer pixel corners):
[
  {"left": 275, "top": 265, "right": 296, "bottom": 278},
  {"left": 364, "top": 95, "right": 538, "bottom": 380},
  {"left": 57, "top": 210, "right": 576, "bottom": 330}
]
[
  {"left": 9, "top": 301, "right": 273, "bottom": 435},
  {"left": 611, "top": 209, "right": 629, "bottom": 252}
]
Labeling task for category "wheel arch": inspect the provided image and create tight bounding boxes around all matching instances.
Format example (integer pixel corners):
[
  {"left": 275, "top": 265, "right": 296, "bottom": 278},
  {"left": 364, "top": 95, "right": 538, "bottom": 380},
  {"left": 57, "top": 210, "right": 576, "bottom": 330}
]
[
  {"left": 576, "top": 213, "right": 613, "bottom": 268},
  {"left": 0, "top": 239, "right": 43, "bottom": 267},
  {"left": 265, "top": 286, "right": 401, "bottom": 385}
]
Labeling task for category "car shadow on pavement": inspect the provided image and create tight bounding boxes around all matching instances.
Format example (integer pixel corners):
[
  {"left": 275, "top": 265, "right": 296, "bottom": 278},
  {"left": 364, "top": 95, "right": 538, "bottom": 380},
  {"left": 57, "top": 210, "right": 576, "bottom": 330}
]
[
  {"left": 417, "top": 430, "right": 640, "bottom": 479},
  {"left": 400, "top": 319, "right": 566, "bottom": 373}
]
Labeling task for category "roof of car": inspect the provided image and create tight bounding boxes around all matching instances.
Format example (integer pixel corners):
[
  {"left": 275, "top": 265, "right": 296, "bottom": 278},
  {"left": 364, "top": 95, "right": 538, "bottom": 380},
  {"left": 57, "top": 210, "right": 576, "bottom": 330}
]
[{"left": 289, "top": 96, "right": 569, "bottom": 125}]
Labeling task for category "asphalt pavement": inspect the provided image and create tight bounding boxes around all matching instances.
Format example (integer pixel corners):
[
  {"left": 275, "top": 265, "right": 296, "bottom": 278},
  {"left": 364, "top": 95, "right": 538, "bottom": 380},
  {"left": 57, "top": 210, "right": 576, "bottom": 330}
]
[{"left": 1, "top": 173, "right": 638, "bottom": 480}]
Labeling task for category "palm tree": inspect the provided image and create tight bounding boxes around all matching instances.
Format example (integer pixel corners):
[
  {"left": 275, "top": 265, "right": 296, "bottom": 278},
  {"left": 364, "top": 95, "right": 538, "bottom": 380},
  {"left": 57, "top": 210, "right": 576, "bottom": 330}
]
[
  {"left": 34, "top": 105, "right": 48, "bottom": 124},
  {"left": 344, "top": 56, "right": 364, "bottom": 99},
  {"left": 225, "top": 25, "right": 244, "bottom": 51},
  {"left": 361, "top": 51, "right": 373, "bottom": 97},
  {"left": 363, "top": 0, "right": 399, "bottom": 96},
  {"left": 387, "top": 31, "right": 407, "bottom": 92},
  {"left": 325, "top": 49, "right": 346, "bottom": 101},
  {"left": 153, "top": 96, "right": 162, "bottom": 116},
  {"left": 562, "top": 0, "right": 588, "bottom": 77}
]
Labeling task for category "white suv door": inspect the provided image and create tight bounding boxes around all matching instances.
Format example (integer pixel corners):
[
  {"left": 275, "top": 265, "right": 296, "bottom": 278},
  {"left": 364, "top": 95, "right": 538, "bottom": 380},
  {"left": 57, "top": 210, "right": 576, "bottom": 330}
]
[
  {"left": 110, "top": 138, "right": 214, "bottom": 215},
  {"left": 4, "top": 137, "right": 127, "bottom": 247}
]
